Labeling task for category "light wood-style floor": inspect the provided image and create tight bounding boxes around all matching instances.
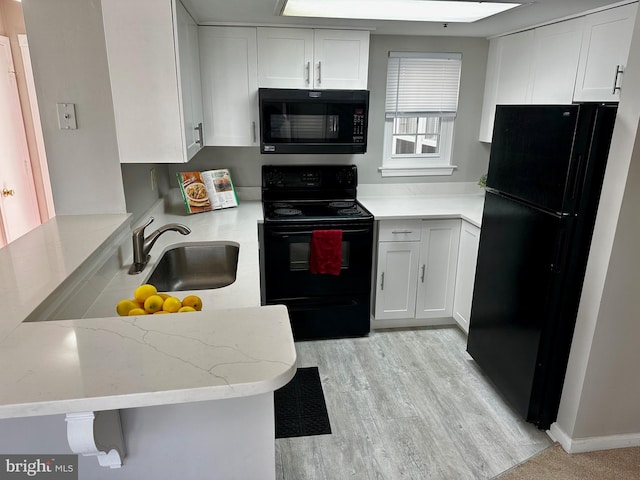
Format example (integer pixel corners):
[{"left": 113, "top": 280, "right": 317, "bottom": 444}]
[{"left": 275, "top": 326, "right": 552, "bottom": 480}]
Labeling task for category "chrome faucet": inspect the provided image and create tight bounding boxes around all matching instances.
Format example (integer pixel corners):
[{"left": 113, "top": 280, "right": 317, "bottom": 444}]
[{"left": 128, "top": 217, "right": 191, "bottom": 274}]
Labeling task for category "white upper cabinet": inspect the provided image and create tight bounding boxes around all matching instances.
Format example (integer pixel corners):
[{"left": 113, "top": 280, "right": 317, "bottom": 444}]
[
  {"left": 479, "top": 31, "right": 533, "bottom": 143},
  {"left": 257, "top": 28, "right": 369, "bottom": 89},
  {"left": 573, "top": 3, "right": 638, "bottom": 102},
  {"left": 313, "top": 30, "right": 370, "bottom": 89},
  {"left": 101, "top": 0, "right": 202, "bottom": 163},
  {"left": 199, "top": 27, "right": 259, "bottom": 147},
  {"left": 176, "top": 2, "right": 204, "bottom": 160},
  {"left": 257, "top": 28, "right": 314, "bottom": 88},
  {"left": 527, "top": 17, "right": 584, "bottom": 104},
  {"left": 479, "top": 3, "right": 637, "bottom": 142},
  {"left": 494, "top": 31, "right": 534, "bottom": 106}
]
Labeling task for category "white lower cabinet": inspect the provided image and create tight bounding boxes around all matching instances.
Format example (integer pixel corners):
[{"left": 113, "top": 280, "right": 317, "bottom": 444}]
[
  {"left": 374, "top": 241, "right": 421, "bottom": 320},
  {"left": 374, "top": 219, "right": 461, "bottom": 328},
  {"left": 452, "top": 221, "right": 481, "bottom": 333}
]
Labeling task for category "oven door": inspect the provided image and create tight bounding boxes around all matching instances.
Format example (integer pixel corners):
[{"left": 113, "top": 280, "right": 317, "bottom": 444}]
[{"left": 262, "top": 221, "right": 373, "bottom": 302}]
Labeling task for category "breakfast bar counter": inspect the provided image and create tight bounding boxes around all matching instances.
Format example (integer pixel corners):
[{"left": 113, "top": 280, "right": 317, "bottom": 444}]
[{"left": 0, "top": 198, "right": 296, "bottom": 480}]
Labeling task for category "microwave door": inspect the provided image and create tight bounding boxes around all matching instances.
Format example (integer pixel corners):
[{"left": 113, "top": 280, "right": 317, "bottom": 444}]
[{"left": 258, "top": 88, "right": 369, "bottom": 154}]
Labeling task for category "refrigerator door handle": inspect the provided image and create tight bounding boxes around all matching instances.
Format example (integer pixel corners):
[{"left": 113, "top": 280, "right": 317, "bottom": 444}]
[{"left": 570, "top": 154, "right": 585, "bottom": 200}]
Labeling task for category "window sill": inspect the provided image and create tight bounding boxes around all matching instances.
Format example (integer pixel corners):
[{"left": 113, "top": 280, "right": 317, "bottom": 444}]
[{"left": 378, "top": 165, "right": 457, "bottom": 177}]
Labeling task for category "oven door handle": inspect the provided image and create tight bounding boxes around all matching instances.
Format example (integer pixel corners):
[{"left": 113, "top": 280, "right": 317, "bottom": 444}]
[{"left": 269, "top": 228, "right": 371, "bottom": 236}]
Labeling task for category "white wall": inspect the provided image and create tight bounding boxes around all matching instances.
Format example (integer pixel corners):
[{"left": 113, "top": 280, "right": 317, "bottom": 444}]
[
  {"left": 167, "top": 34, "right": 491, "bottom": 187},
  {"left": 554, "top": 7, "right": 640, "bottom": 449},
  {"left": 21, "top": 0, "right": 126, "bottom": 215}
]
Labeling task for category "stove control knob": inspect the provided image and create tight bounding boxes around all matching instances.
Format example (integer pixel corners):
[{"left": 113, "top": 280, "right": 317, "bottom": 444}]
[
  {"left": 265, "top": 171, "right": 284, "bottom": 186},
  {"left": 337, "top": 169, "right": 355, "bottom": 185}
]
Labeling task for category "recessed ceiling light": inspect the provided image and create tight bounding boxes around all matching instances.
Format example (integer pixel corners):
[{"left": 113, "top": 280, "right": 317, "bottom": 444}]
[{"left": 280, "top": 0, "right": 523, "bottom": 23}]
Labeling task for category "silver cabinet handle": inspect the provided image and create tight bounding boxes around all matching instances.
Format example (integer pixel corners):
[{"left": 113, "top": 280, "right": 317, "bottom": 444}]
[
  {"left": 612, "top": 65, "right": 624, "bottom": 94},
  {"left": 380, "top": 272, "right": 385, "bottom": 290},
  {"left": 194, "top": 122, "right": 203, "bottom": 145},
  {"left": 421, "top": 264, "right": 426, "bottom": 283},
  {"left": 252, "top": 121, "right": 257, "bottom": 143},
  {"left": 391, "top": 230, "right": 413, "bottom": 234},
  {"left": 317, "top": 61, "right": 321, "bottom": 85},
  {"left": 306, "top": 61, "right": 310, "bottom": 85}
]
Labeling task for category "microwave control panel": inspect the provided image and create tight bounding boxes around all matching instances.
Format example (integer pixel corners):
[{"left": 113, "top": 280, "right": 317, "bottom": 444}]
[{"left": 352, "top": 108, "right": 366, "bottom": 142}]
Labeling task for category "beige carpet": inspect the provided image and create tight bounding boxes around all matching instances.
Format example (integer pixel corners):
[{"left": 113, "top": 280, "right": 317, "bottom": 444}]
[{"left": 495, "top": 443, "right": 640, "bottom": 480}]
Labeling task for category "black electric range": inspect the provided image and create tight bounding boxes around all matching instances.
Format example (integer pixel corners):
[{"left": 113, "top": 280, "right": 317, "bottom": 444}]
[{"left": 259, "top": 165, "right": 374, "bottom": 340}]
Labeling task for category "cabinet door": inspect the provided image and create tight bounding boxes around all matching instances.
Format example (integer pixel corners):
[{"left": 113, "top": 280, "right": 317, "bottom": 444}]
[
  {"left": 415, "top": 220, "right": 461, "bottom": 319},
  {"left": 574, "top": 3, "right": 637, "bottom": 102},
  {"left": 257, "top": 28, "right": 314, "bottom": 88},
  {"left": 452, "top": 221, "right": 480, "bottom": 333},
  {"left": 176, "top": 2, "right": 204, "bottom": 160},
  {"left": 494, "top": 31, "right": 534, "bottom": 105},
  {"left": 199, "top": 27, "right": 259, "bottom": 146},
  {"left": 102, "top": 0, "right": 185, "bottom": 163},
  {"left": 528, "top": 18, "right": 584, "bottom": 104},
  {"left": 479, "top": 39, "right": 500, "bottom": 143},
  {"left": 313, "top": 30, "right": 369, "bottom": 89},
  {"left": 478, "top": 31, "right": 533, "bottom": 142},
  {"left": 374, "top": 242, "right": 420, "bottom": 320}
]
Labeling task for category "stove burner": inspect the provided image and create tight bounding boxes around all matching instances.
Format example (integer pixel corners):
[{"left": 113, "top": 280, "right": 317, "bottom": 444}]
[
  {"left": 328, "top": 201, "right": 355, "bottom": 209},
  {"left": 273, "top": 202, "right": 293, "bottom": 209},
  {"left": 274, "top": 208, "right": 302, "bottom": 216},
  {"left": 338, "top": 207, "right": 361, "bottom": 216}
]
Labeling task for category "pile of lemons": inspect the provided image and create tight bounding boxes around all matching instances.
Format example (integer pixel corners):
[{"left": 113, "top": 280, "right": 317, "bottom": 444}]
[{"left": 116, "top": 284, "right": 203, "bottom": 316}]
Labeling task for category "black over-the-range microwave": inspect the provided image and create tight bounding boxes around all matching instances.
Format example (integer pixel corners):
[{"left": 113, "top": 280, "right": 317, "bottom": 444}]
[{"left": 258, "top": 88, "right": 369, "bottom": 154}]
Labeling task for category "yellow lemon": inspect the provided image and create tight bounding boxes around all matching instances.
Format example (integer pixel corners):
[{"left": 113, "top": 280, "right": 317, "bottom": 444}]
[
  {"left": 116, "top": 299, "right": 137, "bottom": 317},
  {"left": 144, "top": 294, "right": 164, "bottom": 313},
  {"left": 128, "top": 307, "right": 147, "bottom": 316},
  {"left": 181, "top": 295, "right": 202, "bottom": 311},
  {"left": 178, "top": 306, "right": 196, "bottom": 313},
  {"left": 130, "top": 299, "right": 143, "bottom": 308},
  {"left": 162, "top": 296, "right": 182, "bottom": 313},
  {"left": 158, "top": 293, "right": 171, "bottom": 300},
  {"left": 134, "top": 284, "right": 157, "bottom": 303},
  {"left": 154, "top": 310, "right": 170, "bottom": 314}
]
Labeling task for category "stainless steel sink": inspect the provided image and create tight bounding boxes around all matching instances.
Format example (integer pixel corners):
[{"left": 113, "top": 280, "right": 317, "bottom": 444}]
[{"left": 144, "top": 241, "right": 239, "bottom": 291}]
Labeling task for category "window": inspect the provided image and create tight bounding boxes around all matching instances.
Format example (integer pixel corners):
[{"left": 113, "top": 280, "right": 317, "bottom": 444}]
[{"left": 381, "top": 52, "right": 462, "bottom": 177}]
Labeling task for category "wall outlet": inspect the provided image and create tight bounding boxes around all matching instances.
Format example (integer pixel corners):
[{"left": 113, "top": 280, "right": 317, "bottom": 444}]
[{"left": 150, "top": 167, "right": 157, "bottom": 191}]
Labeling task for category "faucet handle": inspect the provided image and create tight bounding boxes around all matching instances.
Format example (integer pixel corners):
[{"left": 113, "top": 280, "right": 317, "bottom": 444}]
[{"left": 133, "top": 216, "right": 154, "bottom": 237}]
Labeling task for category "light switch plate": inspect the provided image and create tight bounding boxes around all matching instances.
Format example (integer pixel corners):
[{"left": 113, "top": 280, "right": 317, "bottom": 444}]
[{"left": 57, "top": 103, "right": 77, "bottom": 130}]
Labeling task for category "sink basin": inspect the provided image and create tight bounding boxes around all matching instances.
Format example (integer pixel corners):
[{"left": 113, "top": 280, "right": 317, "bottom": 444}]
[{"left": 145, "top": 241, "right": 239, "bottom": 291}]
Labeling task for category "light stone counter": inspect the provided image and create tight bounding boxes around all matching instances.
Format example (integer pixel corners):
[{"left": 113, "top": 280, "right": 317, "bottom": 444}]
[
  {"left": 359, "top": 193, "right": 485, "bottom": 227},
  {"left": 0, "top": 214, "right": 131, "bottom": 341},
  {"left": 0, "top": 196, "right": 296, "bottom": 420}
]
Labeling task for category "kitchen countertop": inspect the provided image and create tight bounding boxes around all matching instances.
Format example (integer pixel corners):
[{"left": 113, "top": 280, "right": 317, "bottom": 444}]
[
  {"left": 0, "top": 214, "right": 132, "bottom": 342},
  {"left": 359, "top": 193, "right": 485, "bottom": 227},
  {"left": 0, "top": 189, "right": 483, "bottom": 420},
  {"left": 0, "top": 198, "right": 296, "bottom": 419}
]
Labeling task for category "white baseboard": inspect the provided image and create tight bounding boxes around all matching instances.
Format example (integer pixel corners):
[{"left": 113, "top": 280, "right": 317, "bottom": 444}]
[
  {"left": 548, "top": 422, "right": 640, "bottom": 453},
  {"left": 372, "top": 316, "right": 456, "bottom": 329}
]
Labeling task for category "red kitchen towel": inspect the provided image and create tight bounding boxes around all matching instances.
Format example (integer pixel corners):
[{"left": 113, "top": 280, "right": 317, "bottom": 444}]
[{"left": 310, "top": 230, "right": 343, "bottom": 275}]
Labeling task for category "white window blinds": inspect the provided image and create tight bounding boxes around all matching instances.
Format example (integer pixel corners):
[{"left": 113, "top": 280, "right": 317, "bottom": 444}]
[{"left": 385, "top": 52, "right": 462, "bottom": 118}]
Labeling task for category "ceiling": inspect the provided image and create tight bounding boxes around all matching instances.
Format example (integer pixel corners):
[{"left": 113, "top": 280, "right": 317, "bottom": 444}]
[{"left": 182, "top": 0, "right": 633, "bottom": 37}]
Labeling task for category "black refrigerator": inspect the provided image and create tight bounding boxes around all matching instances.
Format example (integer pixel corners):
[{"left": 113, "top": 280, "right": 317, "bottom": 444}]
[{"left": 466, "top": 104, "right": 617, "bottom": 429}]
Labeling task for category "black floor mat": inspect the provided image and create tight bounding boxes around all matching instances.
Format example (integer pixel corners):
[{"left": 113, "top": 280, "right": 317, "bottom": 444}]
[{"left": 274, "top": 367, "right": 332, "bottom": 439}]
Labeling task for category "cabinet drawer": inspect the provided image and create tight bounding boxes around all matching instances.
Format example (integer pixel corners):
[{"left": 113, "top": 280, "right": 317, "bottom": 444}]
[{"left": 379, "top": 220, "right": 422, "bottom": 242}]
